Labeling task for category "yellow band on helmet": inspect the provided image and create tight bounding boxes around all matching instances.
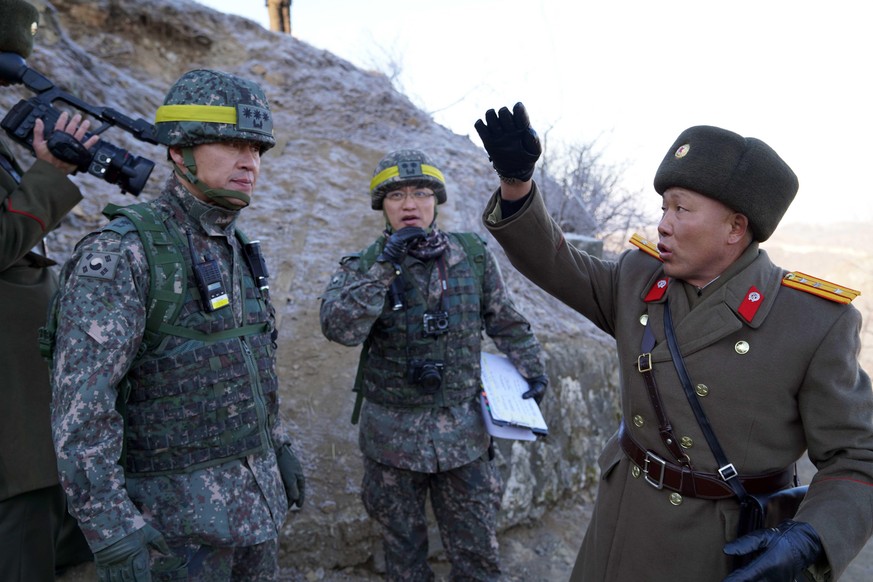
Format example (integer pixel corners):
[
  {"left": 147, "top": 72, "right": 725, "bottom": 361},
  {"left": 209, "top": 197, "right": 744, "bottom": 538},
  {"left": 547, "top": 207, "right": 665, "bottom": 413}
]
[
  {"left": 370, "top": 164, "right": 445, "bottom": 192},
  {"left": 155, "top": 104, "right": 237, "bottom": 125}
]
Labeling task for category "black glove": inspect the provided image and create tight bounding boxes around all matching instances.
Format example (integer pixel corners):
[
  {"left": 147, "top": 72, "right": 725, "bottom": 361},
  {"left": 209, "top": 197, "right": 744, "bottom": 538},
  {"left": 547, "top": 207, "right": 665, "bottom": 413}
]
[
  {"left": 723, "top": 520, "right": 824, "bottom": 582},
  {"left": 522, "top": 374, "right": 548, "bottom": 404},
  {"left": 474, "top": 102, "right": 542, "bottom": 182},
  {"left": 94, "top": 524, "right": 173, "bottom": 582},
  {"left": 376, "top": 226, "right": 427, "bottom": 265},
  {"left": 276, "top": 443, "right": 306, "bottom": 508}
]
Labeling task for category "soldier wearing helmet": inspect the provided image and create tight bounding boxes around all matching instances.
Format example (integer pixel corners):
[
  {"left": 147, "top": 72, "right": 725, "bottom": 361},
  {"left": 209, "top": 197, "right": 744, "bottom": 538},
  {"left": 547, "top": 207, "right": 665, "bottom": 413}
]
[
  {"left": 49, "top": 69, "right": 304, "bottom": 581},
  {"left": 320, "top": 149, "right": 547, "bottom": 580}
]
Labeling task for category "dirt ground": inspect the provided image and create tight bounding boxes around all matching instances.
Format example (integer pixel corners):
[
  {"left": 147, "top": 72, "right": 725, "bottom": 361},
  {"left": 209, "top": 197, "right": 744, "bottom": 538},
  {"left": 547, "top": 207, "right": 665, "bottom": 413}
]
[
  {"left": 55, "top": 495, "right": 589, "bottom": 582},
  {"left": 56, "top": 489, "right": 873, "bottom": 581}
]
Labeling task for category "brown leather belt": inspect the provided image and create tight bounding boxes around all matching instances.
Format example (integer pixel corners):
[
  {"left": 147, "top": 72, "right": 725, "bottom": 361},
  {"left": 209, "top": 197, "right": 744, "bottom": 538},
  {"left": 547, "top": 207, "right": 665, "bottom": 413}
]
[{"left": 618, "top": 423, "right": 794, "bottom": 500}]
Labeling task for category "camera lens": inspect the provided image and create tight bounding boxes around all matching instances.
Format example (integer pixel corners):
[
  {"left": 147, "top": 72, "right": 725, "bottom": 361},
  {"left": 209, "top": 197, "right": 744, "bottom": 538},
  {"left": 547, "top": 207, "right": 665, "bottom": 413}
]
[
  {"left": 407, "top": 359, "right": 443, "bottom": 393},
  {"left": 418, "top": 365, "right": 442, "bottom": 393}
]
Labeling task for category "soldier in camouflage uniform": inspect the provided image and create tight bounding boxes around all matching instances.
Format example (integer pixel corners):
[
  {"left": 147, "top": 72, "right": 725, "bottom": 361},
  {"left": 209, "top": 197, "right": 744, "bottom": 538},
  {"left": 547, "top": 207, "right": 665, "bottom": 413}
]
[
  {"left": 49, "top": 69, "right": 305, "bottom": 581},
  {"left": 320, "top": 149, "right": 548, "bottom": 581}
]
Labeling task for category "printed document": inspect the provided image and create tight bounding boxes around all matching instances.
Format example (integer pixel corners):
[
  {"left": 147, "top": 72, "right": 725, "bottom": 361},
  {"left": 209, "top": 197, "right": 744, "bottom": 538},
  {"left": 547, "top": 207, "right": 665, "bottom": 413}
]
[{"left": 480, "top": 352, "right": 548, "bottom": 440}]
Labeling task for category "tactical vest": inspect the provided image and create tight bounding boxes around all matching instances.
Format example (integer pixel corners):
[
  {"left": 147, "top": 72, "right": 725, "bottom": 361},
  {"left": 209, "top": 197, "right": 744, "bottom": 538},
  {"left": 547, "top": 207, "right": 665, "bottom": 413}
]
[
  {"left": 353, "top": 233, "right": 487, "bottom": 412},
  {"left": 62, "top": 201, "right": 277, "bottom": 476}
]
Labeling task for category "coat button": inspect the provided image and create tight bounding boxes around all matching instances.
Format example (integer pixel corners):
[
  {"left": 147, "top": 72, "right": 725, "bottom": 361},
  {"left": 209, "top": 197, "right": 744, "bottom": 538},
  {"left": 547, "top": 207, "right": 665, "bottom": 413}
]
[
  {"left": 680, "top": 436, "right": 693, "bottom": 449},
  {"left": 696, "top": 383, "right": 709, "bottom": 397},
  {"left": 735, "top": 341, "right": 750, "bottom": 354},
  {"left": 633, "top": 415, "right": 645, "bottom": 428},
  {"left": 632, "top": 465, "right": 641, "bottom": 478},
  {"left": 669, "top": 492, "right": 683, "bottom": 506},
  {"left": 639, "top": 314, "right": 649, "bottom": 326}
]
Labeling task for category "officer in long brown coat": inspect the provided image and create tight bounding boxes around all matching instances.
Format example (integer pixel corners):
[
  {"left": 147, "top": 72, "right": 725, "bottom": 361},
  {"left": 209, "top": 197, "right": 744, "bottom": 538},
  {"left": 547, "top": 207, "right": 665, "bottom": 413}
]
[
  {"left": 0, "top": 0, "right": 96, "bottom": 578},
  {"left": 473, "top": 103, "right": 873, "bottom": 581}
]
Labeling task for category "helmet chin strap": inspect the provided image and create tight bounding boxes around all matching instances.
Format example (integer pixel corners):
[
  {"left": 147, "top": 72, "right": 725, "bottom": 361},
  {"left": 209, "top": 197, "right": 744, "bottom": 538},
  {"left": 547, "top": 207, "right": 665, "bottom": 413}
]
[{"left": 176, "top": 147, "right": 251, "bottom": 210}]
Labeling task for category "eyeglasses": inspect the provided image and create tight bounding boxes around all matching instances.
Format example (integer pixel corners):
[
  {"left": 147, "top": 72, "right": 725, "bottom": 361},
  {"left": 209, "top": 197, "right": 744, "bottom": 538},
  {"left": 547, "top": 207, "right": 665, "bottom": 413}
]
[{"left": 383, "top": 190, "right": 435, "bottom": 202}]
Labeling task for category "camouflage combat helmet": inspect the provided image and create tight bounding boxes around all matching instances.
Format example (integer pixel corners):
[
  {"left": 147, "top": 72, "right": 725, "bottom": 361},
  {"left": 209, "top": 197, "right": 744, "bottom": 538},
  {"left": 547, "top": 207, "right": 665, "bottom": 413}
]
[
  {"left": 154, "top": 69, "right": 275, "bottom": 151},
  {"left": 369, "top": 149, "right": 447, "bottom": 210},
  {"left": 154, "top": 69, "right": 274, "bottom": 209}
]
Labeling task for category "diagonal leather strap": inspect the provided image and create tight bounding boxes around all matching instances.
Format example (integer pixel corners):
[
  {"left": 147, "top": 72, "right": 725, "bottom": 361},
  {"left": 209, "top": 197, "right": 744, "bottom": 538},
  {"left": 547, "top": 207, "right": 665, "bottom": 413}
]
[
  {"left": 664, "top": 300, "right": 748, "bottom": 501},
  {"left": 638, "top": 319, "right": 691, "bottom": 467}
]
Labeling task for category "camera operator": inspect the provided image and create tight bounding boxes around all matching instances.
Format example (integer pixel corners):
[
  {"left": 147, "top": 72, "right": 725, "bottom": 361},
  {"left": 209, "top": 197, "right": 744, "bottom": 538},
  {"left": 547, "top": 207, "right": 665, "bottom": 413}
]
[
  {"left": 0, "top": 0, "right": 96, "bottom": 579},
  {"left": 320, "top": 149, "right": 548, "bottom": 580}
]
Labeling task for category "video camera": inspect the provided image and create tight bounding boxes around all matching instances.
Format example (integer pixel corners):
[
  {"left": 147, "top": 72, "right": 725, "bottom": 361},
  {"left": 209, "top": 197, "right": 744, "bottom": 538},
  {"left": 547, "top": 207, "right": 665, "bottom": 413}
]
[{"left": 0, "top": 52, "right": 158, "bottom": 196}]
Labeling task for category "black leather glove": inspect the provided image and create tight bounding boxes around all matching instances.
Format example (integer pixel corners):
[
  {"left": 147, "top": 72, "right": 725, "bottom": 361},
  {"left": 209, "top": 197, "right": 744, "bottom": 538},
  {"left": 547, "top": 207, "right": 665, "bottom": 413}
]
[
  {"left": 276, "top": 443, "right": 306, "bottom": 508},
  {"left": 723, "top": 520, "right": 823, "bottom": 582},
  {"left": 522, "top": 374, "right": 548, "bottom": 404},
  {"left": 376, "top": 226, "right": 427, "bottom": 265},
  {"left": 94, "top": 524, "right": 172, "bottom": 582},
  {"left": 474, "top": 102, "right": 542, "bottom": 182}
]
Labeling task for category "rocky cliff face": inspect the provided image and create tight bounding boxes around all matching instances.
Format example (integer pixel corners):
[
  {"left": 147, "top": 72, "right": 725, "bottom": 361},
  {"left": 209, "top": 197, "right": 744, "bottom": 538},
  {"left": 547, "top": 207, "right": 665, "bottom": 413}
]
[{"left": 2, "top": 0, "right": 620, "bottom": 572}]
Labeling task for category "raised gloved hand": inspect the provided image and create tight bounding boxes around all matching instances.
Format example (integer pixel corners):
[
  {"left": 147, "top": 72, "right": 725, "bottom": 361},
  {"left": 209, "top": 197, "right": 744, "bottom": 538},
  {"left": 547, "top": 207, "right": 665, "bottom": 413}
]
[
  {"left": 722, "top": 520, "right": 823, "bottom": 581},
  {"left": 522, "top": 374, "right": 548, "bottom": 404},
  {"left": 376, "top": 226, "right": 427, "bottom": 265},
  {"left": 94, "top": 523, "right": 171, "bottom": 582},
  {"left": 474, "top": 102, "right": 542, "bottom": 182},
  {"left": 276, "top": 443, "right": 306, "bottom": 508}
]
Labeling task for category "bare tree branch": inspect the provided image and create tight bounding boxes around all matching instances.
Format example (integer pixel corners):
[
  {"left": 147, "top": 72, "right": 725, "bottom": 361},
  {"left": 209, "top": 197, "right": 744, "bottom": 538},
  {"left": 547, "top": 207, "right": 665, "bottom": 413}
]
[{"left": 539, "top": 133, "right": 657, "bottom": 251}]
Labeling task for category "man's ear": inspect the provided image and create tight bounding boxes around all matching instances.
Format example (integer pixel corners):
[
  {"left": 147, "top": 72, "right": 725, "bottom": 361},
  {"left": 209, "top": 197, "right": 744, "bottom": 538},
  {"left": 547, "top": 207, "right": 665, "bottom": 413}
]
[
  {"left": 168, "top": 146, "right": 184, "bottom": 165},
  {"left": 728, "top": 212, "right": 751, "bottom": 245}
]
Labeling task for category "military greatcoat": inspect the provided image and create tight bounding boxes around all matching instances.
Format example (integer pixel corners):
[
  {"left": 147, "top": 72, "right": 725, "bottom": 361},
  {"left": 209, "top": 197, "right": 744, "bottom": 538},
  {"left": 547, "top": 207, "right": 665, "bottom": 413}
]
[
  {"left": 0, "top": 142, "right": 83, "bottom": 502},
  {"left": 483, "top": 184, "right": 873, "bottom": 581}
]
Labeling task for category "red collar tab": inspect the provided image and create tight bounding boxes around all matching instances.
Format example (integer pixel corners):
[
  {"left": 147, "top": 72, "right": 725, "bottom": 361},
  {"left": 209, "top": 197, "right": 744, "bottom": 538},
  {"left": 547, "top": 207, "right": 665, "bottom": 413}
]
[
  {"left": 738, "top": 286, "right": 764, "bottom": 322},
  {"left": 644, "top": 278, "right": 670, "bottom": 302}
]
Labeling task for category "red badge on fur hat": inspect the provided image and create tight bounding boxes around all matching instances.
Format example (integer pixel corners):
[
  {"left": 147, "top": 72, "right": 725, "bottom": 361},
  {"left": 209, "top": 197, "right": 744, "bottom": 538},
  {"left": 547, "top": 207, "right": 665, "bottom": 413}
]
[
  {"left": 644, "top": 278, "right": 669, "bottom": 302},
  {"left": 738, "top": 286, "right": 764, "bottom": 322}
]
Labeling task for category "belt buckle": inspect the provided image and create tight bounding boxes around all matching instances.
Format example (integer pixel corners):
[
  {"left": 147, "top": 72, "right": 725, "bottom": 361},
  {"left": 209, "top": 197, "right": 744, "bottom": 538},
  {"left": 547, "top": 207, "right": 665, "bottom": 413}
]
[
  {"left": 637, "top": 353, "right": 652, "bottom": 373},
  {"left": 643, "top": 450, "right": 666, "bottom": 490}
]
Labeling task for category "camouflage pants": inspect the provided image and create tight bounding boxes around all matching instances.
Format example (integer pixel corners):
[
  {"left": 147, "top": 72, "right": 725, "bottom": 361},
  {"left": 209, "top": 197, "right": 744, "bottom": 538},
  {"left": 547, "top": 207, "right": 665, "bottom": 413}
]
[
  {"left": 156, "top": 538, "right": 278, "bottom": 581},
  {"left": 361, "top": 454, "right": 502, "bottom": 582}
]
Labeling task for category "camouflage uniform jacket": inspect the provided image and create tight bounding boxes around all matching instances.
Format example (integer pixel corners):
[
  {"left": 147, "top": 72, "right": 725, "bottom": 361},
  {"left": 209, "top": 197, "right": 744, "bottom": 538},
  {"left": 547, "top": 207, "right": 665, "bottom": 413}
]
[
  {"left": 321, "top": 232, "right": 545, "bottom": 473},
  {"left": 0, "top": 139, "right": 83, "bottom": 501},
  {"left": 50, "top": 176, "right": 291, "bottom": 552}
]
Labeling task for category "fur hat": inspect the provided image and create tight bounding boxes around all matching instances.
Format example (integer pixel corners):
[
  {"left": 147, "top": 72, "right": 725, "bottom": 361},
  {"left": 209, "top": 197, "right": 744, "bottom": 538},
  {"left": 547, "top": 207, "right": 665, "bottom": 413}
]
[
  {"left": 0, "top": 0, "right": 40, "bottom": 58},
  {"left": 654, "top": 125, "right": 798, "bottom": 242}
]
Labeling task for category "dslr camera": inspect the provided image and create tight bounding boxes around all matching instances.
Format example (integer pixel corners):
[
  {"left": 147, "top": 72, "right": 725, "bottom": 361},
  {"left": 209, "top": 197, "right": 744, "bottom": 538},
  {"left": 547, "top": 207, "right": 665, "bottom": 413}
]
[
  {"left": 407, "top": 359, "right": 444, "bottom": 394},
  {"left": 0, "top": 52, "right": 157, "bottom": 196}
]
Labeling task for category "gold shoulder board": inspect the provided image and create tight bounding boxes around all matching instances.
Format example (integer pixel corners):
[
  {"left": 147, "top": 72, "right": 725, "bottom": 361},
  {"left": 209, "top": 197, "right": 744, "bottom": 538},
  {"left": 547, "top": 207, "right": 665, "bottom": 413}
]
[
  {"left": 629, "top": 233, "right": 662, "bottom": 261},
  {"left": 782, "top": 271, "right": 861, "bottom": 304}
]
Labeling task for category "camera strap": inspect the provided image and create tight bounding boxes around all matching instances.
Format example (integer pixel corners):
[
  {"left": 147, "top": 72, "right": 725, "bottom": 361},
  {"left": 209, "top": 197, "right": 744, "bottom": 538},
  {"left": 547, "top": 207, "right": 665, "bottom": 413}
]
[
  {"left": 0, "top": 151, "right": 22, "bottom": 184},
  {"left": 404, "top": 258, "right": 448, "bottom": 366},
  {"left": 435, "top": 255, "right": 449, "bottom": 312}
]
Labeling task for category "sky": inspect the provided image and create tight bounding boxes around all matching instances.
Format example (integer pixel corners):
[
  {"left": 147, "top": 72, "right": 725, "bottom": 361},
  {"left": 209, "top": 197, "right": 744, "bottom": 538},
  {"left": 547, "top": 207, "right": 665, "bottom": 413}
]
[{"left": 195, "top": 0, "right": 873, "bottom": 227}]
